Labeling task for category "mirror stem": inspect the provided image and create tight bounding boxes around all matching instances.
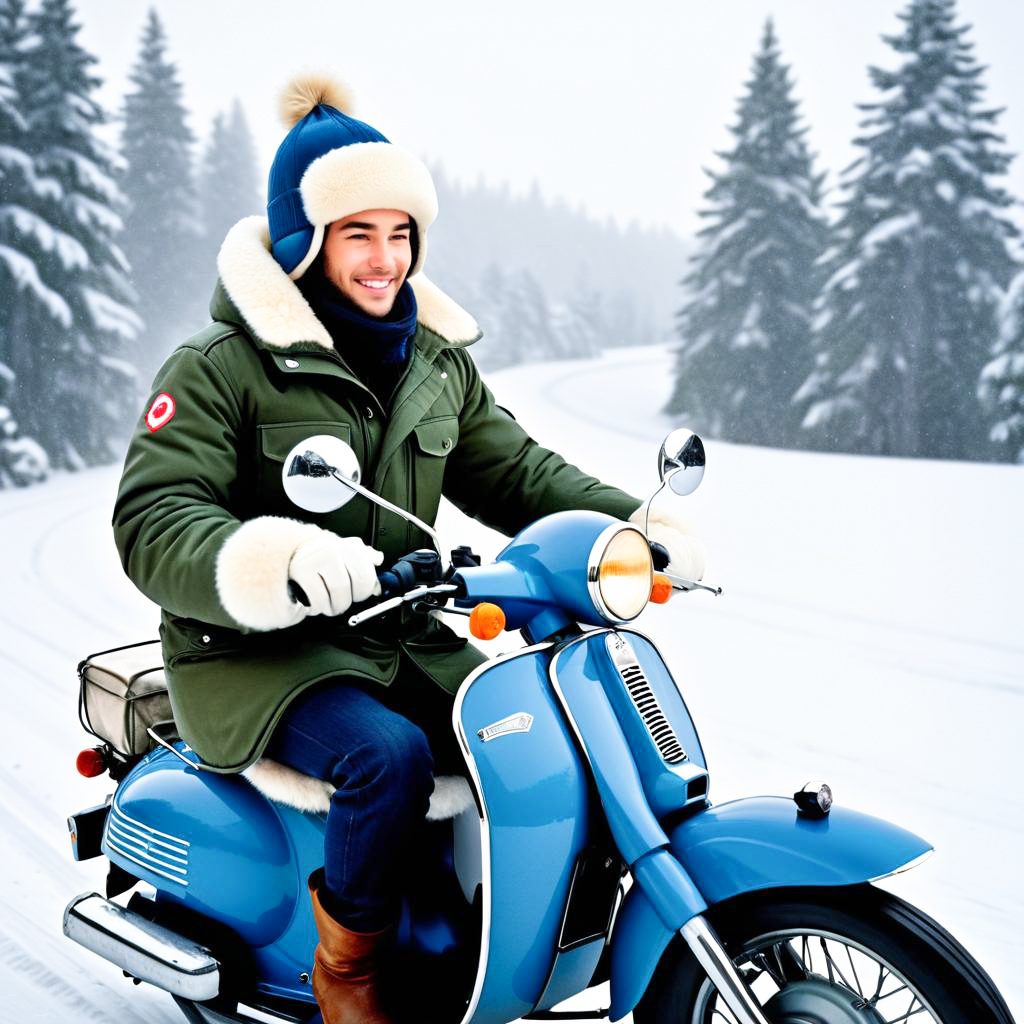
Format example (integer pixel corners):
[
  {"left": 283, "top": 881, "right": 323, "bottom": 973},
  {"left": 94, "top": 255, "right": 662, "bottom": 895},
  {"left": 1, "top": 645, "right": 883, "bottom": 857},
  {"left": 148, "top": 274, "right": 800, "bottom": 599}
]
[{"left": 330, "top": 470, "right": 443, "bottom": 560}]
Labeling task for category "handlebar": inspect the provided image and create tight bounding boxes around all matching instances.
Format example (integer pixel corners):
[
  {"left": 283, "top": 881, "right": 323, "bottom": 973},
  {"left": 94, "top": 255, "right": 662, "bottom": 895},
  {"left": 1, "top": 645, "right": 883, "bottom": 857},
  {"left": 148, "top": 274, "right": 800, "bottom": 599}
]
[
  {"left": 288, "top": 549, "right": 451, "bottom": 610},
  {"left": 286, "top": 536, "right": 717, "bottom": 620}
]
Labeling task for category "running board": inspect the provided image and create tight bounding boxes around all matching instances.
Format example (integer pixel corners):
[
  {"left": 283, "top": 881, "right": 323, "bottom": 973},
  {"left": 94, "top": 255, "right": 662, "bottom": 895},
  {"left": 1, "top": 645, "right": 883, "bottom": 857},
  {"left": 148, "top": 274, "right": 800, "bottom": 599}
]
[{"left": 63, "top": 892, "right": 220, "bottom": 1001}]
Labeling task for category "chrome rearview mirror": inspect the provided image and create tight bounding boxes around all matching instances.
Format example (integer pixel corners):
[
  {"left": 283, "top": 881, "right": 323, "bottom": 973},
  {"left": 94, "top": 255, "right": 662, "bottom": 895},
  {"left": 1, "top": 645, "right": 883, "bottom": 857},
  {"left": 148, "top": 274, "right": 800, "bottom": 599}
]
[
  {"left": 283, "top": 434, "right": 361, "bottom": 514},
  {"left": 282, "top": 435, "right": 443, "bottom": 556},
  {"left": 658, "top": 428, "right": 705, "bottom": 496}
]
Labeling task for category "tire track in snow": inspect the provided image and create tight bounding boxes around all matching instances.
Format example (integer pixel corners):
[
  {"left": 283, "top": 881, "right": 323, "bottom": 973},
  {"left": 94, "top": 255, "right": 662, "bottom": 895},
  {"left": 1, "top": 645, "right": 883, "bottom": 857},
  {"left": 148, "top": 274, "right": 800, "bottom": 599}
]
[
  {"left": 29, "top": 495, "right": 127, "bottom": 637},
  {"left": 0, "top": 935, "right": 112, "bottom": 1023},
  {"left": 0, "top": 931, "right": 178, "bottom": 1024},
  {"left": 539, "top": 356, "right": 671, "bottom": 444}
]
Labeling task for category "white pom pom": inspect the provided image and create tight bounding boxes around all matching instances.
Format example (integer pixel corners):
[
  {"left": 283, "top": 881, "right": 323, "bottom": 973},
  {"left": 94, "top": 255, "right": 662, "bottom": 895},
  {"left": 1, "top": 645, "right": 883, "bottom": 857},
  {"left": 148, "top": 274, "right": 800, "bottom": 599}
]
[{"left": 278, "top": 73, "right": 355, "bottom": 128}]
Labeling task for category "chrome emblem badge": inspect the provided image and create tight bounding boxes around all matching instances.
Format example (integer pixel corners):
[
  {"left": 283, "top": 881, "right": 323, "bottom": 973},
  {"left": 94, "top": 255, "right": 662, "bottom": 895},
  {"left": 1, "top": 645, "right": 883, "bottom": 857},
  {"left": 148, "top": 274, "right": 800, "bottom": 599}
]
[{"left": 478, "top": 712, "right": 534, "bottom": 742}]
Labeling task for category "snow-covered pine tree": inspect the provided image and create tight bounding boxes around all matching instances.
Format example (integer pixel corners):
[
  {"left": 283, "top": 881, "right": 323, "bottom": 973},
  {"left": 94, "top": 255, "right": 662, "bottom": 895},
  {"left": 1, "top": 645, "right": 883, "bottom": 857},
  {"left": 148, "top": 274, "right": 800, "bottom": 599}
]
[
  {"left": 551, "top": 268, "right": 605, "bottom": 359},
  {"left": 0, "top": 389, "right": 48, "bottom": 486},
  {"left": 666, "top": 20, "right": 828, "bottom": 447},
  {"left": 198, "top": 98, "right": 261, "bottom": 275},
  {"left": 798, "top": 0, "right": 1018, "bottom": 459},
  {"left": 472, "top": 263, "right": 519, "bottom": 371},
  {"left": 6, "top": 0, "right": 139, "bottom": 472},
  {"left": 0, "top": 0, "right": 62, "bottom": 322},
  {"left": 512, "top": 268, "right": 564, "bottom": 363},
  {"left": 121, "top": 8, "right": 204, "bottom": 380},
  {"left": 979, "top": 270, "right": 1024, "bottom": 462},
  {"left": 1, "top": 0, "right": 69, "bottom": 485}
]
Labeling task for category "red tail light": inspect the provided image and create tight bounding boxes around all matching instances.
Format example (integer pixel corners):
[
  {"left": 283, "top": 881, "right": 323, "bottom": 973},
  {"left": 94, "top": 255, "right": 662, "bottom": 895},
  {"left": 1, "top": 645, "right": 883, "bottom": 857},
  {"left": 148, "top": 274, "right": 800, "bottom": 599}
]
[{"left": 76, "top": 747, "right": 107, "bottom": 778}]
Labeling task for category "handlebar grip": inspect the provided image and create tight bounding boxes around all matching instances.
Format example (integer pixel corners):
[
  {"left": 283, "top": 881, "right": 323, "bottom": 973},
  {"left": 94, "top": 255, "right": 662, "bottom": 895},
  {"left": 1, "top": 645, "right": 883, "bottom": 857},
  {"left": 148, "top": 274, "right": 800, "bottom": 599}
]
[
  {"left": 376, "top": 569, "right": 403, "bottom": 600},
  {"left": 650, "top": 541, "right": 671, "bottom": 572},
  {"left": 289, "top": 571, "right": 403, "bottom": 608}
]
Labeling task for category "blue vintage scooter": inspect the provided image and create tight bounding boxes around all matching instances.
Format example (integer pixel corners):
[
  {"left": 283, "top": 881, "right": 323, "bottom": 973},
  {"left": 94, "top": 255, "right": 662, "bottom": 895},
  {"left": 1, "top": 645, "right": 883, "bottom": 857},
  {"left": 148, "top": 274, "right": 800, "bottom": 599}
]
[{"left": 64, "top": 430, "right": 1015, "bottom": 1024}]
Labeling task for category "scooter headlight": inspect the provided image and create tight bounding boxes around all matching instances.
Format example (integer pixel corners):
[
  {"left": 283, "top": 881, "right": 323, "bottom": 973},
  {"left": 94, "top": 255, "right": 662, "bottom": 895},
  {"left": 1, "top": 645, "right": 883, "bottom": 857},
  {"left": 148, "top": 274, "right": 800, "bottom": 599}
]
[{"left": 588, "top": 525, "right": 654, "bottom": 622}]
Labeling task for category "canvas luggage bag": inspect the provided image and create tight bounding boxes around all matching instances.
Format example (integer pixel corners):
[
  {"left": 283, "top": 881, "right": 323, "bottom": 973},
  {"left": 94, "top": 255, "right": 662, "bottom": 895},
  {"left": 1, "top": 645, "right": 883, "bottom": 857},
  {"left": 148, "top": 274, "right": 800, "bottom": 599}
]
[{"left": 78, "top": 640, "right": 176, "bottom": 757}]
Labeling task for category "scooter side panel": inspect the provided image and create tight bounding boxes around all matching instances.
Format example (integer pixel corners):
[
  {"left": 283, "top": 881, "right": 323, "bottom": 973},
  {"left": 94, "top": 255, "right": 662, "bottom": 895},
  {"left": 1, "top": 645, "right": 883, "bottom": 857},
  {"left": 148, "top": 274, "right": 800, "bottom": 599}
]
[
  {"left": 670, "top": 796, "right": 933, "bottom": 904},
  {"left": 456, "top": 647, "right": 590, "bottom": 1024},
  {"left": 105, "top": 748, "right": 326, "bottom": 1001},
  {"left": 104, "top": 749, "right": 299, "bottom": 946}
]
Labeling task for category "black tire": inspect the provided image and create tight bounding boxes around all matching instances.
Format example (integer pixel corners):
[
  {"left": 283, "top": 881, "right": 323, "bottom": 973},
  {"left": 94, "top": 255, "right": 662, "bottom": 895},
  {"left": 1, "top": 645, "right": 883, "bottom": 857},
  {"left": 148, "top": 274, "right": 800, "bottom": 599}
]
[{"left": 634, "top": 885, "right": 1015, "bottom": 1024}]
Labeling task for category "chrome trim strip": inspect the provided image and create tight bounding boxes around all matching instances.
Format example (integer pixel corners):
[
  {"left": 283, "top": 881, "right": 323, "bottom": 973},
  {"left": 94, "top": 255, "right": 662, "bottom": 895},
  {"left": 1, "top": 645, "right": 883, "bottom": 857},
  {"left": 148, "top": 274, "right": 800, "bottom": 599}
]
[
  {"left": 106, "top": 821, "right": 189, "bottom": 871},
  {"left": 105, "top": 836, "right": 190, "bottom": 887},
  {"left": 111, "top": 801, "right": 191, "bottom": 847},
  {"left": 146, "top": 725, "right": 209, "bottom": 771},
  {"left": 586, "top": 523, "right": 652, "bottom": 625},
  {"left": 868, "top": 848, "right": 934, "bottom": 883},
  {"left": 680, "top": 917, "right": 771, "bottom": 1024},
  {"left": 547, "top": 629, "right": 615, "bottom": 779},
  {"left": 453, "top": 640, "right": 554, "bottom": 1024}
]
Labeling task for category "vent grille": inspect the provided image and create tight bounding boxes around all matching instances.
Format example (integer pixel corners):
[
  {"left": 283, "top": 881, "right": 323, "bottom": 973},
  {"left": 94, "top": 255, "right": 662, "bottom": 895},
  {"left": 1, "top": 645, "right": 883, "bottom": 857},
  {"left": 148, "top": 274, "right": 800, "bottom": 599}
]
[
  {"left": 105, "top": 804, "right": 190, "bottom": 887},
  {"left": 618, "top": 661, "right": 689, "bottom": 765}
]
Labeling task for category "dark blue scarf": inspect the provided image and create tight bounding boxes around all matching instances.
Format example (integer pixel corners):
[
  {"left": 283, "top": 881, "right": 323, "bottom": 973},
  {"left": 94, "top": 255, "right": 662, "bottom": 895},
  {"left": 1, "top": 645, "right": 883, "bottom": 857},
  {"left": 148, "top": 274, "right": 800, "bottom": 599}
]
[{"left": 299, "top": 264, "right": 418, "bottom": 406}]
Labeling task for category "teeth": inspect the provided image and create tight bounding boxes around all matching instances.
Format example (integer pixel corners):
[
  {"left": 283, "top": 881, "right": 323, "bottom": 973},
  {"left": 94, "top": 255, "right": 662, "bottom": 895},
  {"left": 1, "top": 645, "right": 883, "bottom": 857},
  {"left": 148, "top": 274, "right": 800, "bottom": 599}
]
[{"left": 360, "top": 280, "right": 390, "bottom": 290}]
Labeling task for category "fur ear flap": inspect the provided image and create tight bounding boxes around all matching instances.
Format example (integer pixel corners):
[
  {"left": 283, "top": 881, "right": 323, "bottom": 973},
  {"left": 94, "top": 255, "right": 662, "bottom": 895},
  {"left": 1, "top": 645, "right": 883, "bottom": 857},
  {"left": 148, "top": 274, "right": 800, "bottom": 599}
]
[{"left": 279, "top": 73, "right": 355, "bottom": 128}]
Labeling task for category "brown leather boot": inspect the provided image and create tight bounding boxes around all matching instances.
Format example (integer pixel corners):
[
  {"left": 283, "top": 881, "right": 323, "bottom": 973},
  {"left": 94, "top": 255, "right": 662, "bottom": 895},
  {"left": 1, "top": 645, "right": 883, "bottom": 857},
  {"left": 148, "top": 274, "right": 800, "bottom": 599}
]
[{"left": 308, "top": 876, "right": 396, "bottom": 1024}]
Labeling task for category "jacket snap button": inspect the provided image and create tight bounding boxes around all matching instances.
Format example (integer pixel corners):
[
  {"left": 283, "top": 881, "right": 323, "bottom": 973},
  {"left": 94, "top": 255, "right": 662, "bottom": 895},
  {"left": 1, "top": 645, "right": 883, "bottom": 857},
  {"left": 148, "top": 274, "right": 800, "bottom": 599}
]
[
  {"left": 366, "top": 407, "right": 374, "bottom": 419},
  {"left": 442, "top": 438, "right": 452, "bottom": 450},
  {"left": 440, "top": 371, "right": 448, "bottom": 380},
  {"left": 285, "top": 359, "right": 299, "bottom": 369},
  {"left": 201, "top": 635, "right": 211, "bottom": 645}
]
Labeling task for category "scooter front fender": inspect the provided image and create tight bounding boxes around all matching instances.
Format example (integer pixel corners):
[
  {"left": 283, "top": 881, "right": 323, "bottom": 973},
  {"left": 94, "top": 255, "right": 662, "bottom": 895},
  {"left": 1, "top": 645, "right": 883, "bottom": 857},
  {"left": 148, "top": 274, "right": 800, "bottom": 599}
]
[{"left": 608, "top": 797, "right": 931, "bottom": 1021}]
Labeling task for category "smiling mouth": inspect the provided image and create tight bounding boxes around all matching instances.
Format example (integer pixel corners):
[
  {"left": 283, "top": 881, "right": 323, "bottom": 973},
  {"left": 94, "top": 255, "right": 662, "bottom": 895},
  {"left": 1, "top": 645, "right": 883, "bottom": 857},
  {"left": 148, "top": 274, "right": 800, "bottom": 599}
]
[{"left": 357, "top": 278, "right": 392, "bottom": 292}]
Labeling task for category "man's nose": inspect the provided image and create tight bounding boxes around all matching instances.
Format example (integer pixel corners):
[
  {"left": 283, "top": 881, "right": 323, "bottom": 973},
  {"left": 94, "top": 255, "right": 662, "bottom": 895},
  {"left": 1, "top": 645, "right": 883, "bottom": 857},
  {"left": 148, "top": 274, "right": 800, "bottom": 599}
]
[{"left": 367, "top": 238, "right": 395, "bottom": 271}]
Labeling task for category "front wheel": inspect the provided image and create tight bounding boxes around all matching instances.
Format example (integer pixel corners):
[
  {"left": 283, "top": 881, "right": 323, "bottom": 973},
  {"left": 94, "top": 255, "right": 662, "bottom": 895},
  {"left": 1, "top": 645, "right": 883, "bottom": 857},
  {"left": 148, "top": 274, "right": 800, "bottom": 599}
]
[{"left": 634, "top": 885, "right": 1014, "bottom": 1024}]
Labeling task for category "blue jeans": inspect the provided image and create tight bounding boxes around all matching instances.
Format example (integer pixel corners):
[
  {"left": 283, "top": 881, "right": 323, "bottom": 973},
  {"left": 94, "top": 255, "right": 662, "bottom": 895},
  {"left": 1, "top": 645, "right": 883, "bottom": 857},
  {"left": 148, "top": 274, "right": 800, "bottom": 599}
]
[{"left": 265, "top": 680, "right": 437, "bottom": 931}]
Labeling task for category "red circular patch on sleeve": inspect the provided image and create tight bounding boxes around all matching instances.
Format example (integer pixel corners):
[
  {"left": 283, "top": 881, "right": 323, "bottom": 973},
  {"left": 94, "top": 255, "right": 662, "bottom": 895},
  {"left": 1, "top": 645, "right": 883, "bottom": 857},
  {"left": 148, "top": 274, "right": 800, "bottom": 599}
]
[{"left": 146, "top": 392, "right": 176, "bottom": 432}]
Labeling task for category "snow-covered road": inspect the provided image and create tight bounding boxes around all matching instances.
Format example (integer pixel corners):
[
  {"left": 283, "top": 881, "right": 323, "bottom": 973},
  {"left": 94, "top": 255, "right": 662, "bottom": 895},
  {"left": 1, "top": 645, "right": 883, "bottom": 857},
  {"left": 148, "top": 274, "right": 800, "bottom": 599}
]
[{"left": 1, "top": 343, "right": 1021, "bottom": 1022}]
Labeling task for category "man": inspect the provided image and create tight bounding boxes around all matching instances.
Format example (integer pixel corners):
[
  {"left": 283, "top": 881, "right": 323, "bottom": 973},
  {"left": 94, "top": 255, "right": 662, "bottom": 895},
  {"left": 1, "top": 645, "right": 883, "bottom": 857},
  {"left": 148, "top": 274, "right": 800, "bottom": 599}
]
[{"left": 113, "top": 75, "right": 703, "bottom": 1024}]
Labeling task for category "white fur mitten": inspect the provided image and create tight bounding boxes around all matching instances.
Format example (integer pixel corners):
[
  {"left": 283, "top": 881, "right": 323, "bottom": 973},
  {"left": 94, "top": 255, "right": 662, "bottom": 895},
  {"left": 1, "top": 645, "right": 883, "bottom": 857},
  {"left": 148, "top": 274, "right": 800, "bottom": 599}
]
[
  {"left": 288, "top": 532, "right": 383, "bottom": 617},
  {"left": 628, "top": 502, "right": 706, "bottom": 582},
  {"left": 216, "top": 516, "right": 383, "bottom": 630}
]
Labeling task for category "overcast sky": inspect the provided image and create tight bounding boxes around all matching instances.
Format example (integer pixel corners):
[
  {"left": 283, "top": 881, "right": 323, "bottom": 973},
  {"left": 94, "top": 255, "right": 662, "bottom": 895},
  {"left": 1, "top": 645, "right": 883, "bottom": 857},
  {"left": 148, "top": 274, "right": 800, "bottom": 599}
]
[{"left": 73, "top": 0, "right": 1023, "bottom": 240}]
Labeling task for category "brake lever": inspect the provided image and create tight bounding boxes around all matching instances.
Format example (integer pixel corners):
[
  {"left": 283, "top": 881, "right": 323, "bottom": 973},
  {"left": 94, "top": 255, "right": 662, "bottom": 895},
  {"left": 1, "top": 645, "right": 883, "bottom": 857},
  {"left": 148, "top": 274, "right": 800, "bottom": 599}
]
[
  {"left": 664, "top": 571, "right": 722, "bottom": 596},
  {"left": 347, "top": 583, "right": 459, "bottom": 627}
]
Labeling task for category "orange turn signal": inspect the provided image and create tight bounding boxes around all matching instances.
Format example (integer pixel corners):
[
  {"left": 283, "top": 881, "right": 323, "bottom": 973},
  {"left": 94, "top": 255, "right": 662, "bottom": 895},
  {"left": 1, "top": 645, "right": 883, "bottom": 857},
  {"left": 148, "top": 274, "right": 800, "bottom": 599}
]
[
  {"left": 650, "top": 573, "right": 674, "bottom": 604},
  {"left": 469, "top": 602, "right": 506, "bottom": 640}
]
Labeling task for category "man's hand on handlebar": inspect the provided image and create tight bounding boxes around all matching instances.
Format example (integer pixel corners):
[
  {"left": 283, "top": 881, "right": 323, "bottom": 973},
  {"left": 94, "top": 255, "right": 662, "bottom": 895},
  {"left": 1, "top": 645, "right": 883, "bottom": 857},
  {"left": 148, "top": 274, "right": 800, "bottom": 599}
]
[{"left": 287, "top": 535, "right": 384, "bottom": 616}]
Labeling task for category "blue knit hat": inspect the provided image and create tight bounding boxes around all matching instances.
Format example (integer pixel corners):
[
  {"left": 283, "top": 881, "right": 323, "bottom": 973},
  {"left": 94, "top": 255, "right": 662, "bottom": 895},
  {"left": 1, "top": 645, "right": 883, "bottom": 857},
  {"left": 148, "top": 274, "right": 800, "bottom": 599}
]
[{"left": 268, "top": 75, "right": 438, "bottom": 280}]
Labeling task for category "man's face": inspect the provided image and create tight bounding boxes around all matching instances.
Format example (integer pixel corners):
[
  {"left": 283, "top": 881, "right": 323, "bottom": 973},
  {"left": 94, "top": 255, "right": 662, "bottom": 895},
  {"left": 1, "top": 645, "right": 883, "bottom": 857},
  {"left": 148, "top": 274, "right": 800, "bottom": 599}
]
[{"left": 321, "top": 209, "right": 412, "bottom": 317}]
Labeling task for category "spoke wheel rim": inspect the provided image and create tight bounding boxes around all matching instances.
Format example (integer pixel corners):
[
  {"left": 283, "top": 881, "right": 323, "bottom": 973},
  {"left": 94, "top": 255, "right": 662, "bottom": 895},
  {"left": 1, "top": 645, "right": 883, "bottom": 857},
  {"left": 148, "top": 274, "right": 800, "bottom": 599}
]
[{"left": 690, "top": 927, "right": 944, "bottom": 1024}]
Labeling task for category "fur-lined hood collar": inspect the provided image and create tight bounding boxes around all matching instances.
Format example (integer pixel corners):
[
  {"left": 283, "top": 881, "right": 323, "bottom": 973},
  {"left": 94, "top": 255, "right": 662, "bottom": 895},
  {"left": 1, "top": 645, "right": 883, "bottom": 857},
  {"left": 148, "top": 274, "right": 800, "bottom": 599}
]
[{"left": 215, "top": 216, "right": 480, "bottom": 351}]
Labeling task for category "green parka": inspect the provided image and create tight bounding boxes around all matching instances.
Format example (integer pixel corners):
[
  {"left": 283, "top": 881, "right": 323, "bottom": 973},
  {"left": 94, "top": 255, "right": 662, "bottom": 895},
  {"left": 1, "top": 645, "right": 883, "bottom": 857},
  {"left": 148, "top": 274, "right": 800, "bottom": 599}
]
[{"left": 113, "top": 217, "right": 640, "bottom": 772}]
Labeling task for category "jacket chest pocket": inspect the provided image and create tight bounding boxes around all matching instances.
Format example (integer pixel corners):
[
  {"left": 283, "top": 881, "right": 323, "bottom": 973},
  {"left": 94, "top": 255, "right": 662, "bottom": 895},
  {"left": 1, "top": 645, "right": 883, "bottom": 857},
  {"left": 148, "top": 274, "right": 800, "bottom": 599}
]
[
  {"left": 410, "top": 416, "right": 459, "bottom": 524},
  {"left": 256, "top": 420, "right": 354, "bottom": 514}
]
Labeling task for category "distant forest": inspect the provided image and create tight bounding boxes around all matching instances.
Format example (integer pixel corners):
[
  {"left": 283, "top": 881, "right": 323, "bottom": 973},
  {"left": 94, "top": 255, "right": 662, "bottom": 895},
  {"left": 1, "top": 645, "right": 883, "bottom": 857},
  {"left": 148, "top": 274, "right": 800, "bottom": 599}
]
[
  {"left": 3, "top": 0, "right": 1023, "bottom": 490},
  {"left": 0, "top": 1, "right": 686, "bottom": 487}
]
